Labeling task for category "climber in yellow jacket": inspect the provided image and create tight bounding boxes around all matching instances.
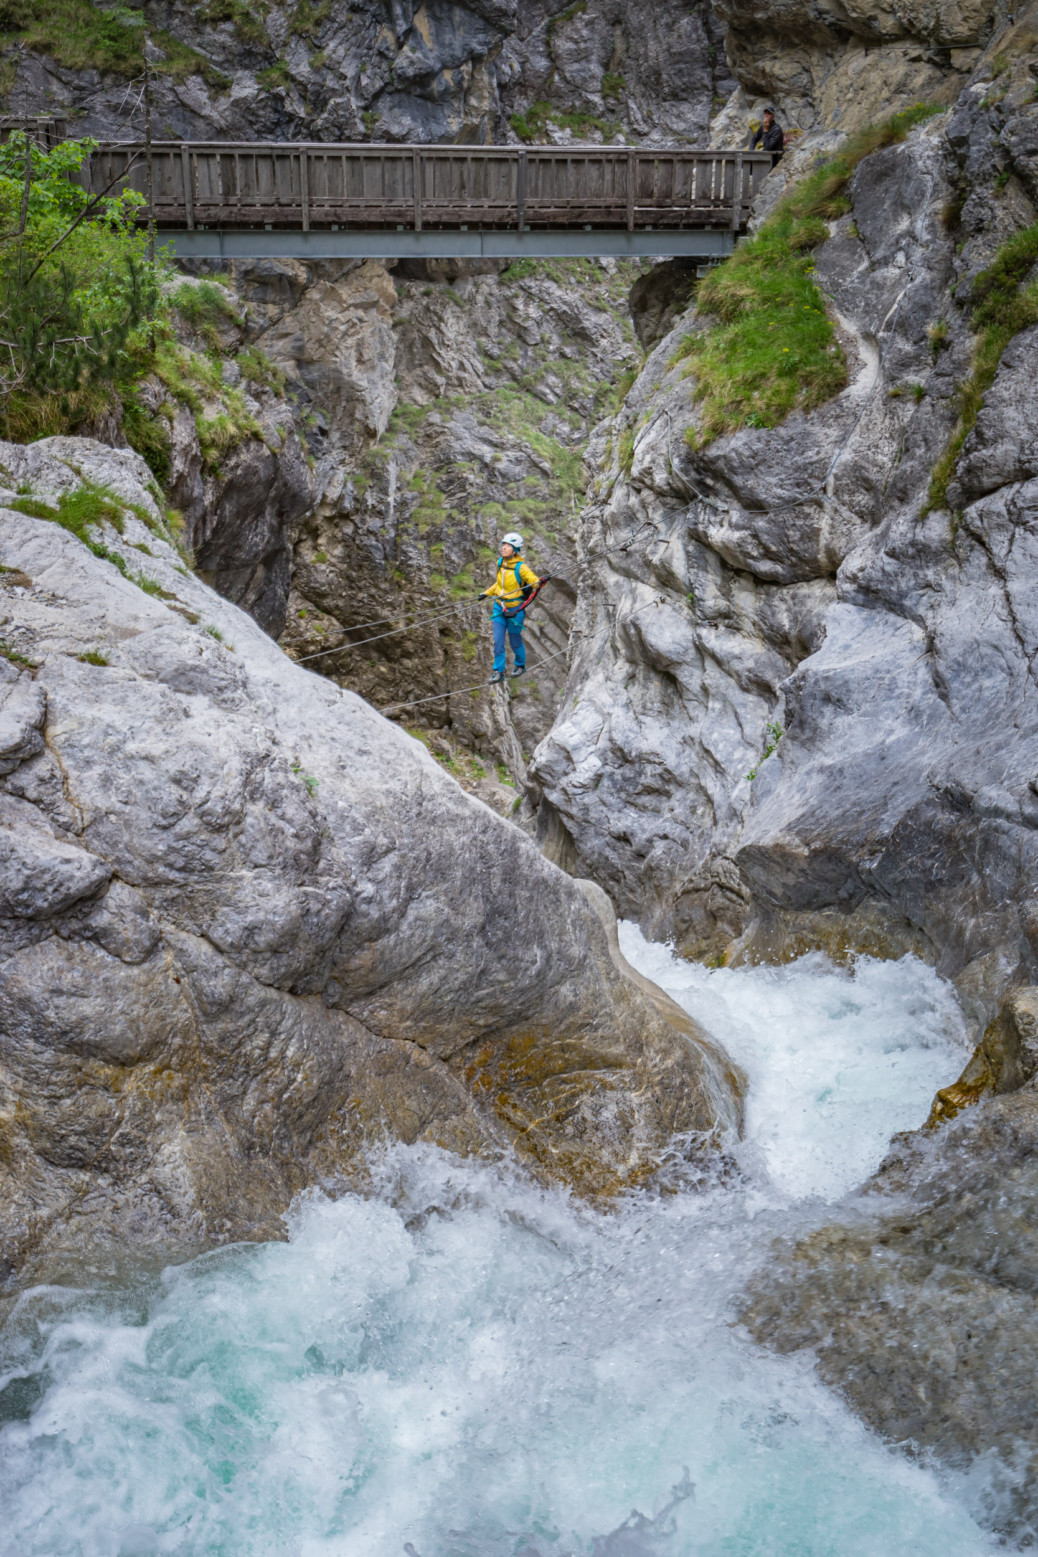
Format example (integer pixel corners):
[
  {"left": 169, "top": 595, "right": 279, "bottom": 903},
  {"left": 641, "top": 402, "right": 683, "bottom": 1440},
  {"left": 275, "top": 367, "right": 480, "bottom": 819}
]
[{"left": 479, "top": 530, "right": 540, "bottom": 683}]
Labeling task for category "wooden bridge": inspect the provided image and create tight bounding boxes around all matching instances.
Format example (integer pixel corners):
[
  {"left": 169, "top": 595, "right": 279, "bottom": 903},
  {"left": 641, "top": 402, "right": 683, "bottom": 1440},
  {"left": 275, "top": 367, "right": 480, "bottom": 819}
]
[{"left": 81, "top": 141, "right": 773, "bottom": 260}]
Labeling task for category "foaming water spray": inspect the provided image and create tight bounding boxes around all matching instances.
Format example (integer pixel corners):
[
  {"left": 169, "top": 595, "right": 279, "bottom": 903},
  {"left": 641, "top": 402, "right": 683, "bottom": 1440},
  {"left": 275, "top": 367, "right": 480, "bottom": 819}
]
[{"left": 0, "top": 939, "right": 1003, "bottom": 1556}]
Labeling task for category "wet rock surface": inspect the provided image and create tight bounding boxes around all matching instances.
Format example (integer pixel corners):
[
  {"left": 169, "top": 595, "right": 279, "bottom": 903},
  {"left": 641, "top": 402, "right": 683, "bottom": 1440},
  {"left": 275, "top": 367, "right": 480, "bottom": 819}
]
[
  {"left": 0, "top": 439, "right": 741, "bottom": 1294},
  {"left": 740, "top": 1092, "right": 1038, "bottom": 1538}
]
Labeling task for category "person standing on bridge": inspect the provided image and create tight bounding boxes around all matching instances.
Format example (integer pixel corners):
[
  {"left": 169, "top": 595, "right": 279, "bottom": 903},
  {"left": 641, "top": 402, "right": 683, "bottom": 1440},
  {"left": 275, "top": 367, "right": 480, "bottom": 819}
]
[
  {"left": 478, "top": 530, "right": 540, "bottom": 684},
  {"left": 750, "top": 107, "right": 785, "bottom": 167}
]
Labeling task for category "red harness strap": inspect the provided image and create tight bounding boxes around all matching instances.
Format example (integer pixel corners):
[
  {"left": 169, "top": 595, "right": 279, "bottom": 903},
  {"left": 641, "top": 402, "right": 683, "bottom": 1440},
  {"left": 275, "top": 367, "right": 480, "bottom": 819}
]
[{"left": 499, "top": 575, "right": 552, "bottom": 619}]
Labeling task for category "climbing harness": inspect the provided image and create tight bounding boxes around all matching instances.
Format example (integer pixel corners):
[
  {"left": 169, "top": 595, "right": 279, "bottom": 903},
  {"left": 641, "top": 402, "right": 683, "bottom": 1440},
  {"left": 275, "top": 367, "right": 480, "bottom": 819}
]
[{"left": 499, "top": 574, "right": 552, "bottom": 618}]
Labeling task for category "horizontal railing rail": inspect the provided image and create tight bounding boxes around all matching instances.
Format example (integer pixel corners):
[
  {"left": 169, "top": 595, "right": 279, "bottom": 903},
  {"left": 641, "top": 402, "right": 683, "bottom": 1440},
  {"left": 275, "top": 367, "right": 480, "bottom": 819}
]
[{"left": 79, "top": 142, "right": 773, "bottom": 235}]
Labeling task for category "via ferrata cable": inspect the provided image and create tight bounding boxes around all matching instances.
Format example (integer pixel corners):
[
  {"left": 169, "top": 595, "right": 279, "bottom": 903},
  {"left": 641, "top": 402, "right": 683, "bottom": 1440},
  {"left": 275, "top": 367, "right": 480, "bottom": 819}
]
[
  {"left": 294, "top": 600, "right": 475, "bottom": 664},
  {"left": 378, "top": 595, "right": 663, "bottom": 716}
]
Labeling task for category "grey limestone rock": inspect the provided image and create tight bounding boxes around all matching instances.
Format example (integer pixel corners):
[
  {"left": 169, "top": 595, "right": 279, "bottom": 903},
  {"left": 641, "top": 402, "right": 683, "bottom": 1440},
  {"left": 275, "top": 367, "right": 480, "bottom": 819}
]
[
  {"left": 740, "top": 1091, "right": 1038, "bottom": 1539},
  {"left": 0, "top": 438, "right": 741, "bottom": 1293},
  {"left": 0, "top": 663, "right": 45, "bottom": 776},
  {"left": 271, "top": 257, "right": 640, "bottom": 787},
  {"left": 532, "top": 106, "right": 1038, "bottom": 1033}
]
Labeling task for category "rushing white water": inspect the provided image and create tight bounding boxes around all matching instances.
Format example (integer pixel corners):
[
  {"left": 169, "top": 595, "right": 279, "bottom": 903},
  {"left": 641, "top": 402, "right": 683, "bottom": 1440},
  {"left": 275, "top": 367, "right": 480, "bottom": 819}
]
[
  {"left": 617, "top": 929, "right": 970, "bottom": 1201},
  {"left": 0, "top": 940, "right": 999, "bottom": 1557}
]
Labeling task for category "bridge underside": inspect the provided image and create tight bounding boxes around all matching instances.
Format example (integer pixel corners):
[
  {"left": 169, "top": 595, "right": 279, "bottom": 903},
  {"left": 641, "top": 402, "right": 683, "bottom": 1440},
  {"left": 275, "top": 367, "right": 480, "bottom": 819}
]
[{"left": 161, "top": 227, "right": 736, "bottom": 260}]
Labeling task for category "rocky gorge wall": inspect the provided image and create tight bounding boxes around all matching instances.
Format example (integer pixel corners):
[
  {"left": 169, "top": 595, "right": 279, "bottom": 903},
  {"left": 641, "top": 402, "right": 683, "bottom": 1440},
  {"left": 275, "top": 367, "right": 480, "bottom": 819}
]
[
  {"left": 6, "top": 0, "right": 734, "bottom": 148},
  {"left": 533, "top": 22, "right": 1038, "bottom": 1038},
  {"left": 256, "top": 255, "right": 640, "bottom": 786}
]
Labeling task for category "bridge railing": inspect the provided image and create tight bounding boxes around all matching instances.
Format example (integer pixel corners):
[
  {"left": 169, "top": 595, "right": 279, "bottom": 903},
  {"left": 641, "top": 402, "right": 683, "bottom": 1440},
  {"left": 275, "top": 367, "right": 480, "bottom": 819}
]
[{"left": 81, "top": 143, "right": 773, "bottom": 233}]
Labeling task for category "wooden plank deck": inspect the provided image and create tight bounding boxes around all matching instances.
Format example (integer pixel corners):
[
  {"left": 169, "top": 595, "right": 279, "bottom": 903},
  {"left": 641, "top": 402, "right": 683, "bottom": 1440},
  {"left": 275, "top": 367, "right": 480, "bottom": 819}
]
[{"left": 80, "top": 142, "right": 773, "bottom": 236}]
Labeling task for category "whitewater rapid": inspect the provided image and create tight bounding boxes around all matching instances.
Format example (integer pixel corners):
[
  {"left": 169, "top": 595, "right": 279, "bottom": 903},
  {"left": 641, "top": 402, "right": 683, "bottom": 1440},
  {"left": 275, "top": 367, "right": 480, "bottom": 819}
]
[{"left": 0, "top": 937, "right": 1002, "bottom": 1556}]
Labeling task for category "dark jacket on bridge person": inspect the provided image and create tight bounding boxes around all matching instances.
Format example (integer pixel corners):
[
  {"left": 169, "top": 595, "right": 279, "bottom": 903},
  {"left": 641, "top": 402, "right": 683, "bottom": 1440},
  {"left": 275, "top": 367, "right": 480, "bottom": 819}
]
[{"left": 750, "top": 109, "right": 785, "bottom": 167}]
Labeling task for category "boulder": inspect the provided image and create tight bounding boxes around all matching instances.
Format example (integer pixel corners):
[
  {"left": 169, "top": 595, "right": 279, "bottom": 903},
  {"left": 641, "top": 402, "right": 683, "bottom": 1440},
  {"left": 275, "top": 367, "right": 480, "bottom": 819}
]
[{"left": 0, "top": 437, "right": 741, "bottom": 1293}]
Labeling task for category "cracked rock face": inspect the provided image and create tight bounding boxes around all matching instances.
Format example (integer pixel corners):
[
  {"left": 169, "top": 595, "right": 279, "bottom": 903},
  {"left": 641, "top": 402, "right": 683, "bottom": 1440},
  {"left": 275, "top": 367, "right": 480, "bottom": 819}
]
[
  {"left": 711, "top": 0, "right": 996, "bottom": 138},
  {"left": 12, "top": 0, "right": 734, "bottom": 148},
  {"left": 527, "top": 44, "right": 1038, "bottom": 1519},
  {"left": 0, "top": 437, "right": 741, "bottom": 1294}
]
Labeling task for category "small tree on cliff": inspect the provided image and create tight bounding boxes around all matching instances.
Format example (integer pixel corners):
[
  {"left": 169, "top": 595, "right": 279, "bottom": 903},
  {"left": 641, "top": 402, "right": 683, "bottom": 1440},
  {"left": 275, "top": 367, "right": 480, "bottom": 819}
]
[{"left": 0, "top": 131, "right": 160, "bottom": 441}]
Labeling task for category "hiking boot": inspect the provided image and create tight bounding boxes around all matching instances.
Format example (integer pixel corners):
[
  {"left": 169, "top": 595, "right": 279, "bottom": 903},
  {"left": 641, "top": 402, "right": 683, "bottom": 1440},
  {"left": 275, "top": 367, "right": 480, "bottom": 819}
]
[
  {"left": 489, "top": 669, "right": 505, "bottom": 685},
  {"left": 509, "top": 665, "right": 526, "bottom": 679}
]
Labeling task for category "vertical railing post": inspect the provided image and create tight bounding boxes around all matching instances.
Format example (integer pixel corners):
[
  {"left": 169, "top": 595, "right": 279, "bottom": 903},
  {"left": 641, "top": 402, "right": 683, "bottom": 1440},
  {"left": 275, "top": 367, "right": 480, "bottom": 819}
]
[
  {"left": 731, "top": 152, "right": 744, "bottom": 233},
  {"left": 300, "top": 145, "right": 310, "bottom": 231},
  {"left": 412, "top": 146, "right": 422, "bottom": 231},
  {"left": 144, "top": 55, "right": 155, "bottom": 261},
  {"left": 626, "top": 147, "right": 635, "bottom": 231},
  {"left": 516, "top": 147, "right": 527, "bottom": 229},
  {"left": 181, "top": 144, "right": 194, "bottom": 230}
]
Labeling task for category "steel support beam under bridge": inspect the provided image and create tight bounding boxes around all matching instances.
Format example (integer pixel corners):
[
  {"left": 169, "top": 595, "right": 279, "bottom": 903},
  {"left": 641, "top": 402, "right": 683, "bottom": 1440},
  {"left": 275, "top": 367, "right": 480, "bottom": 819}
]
[{"left": 161, "top": 227, "right": 737, "bottom": 261}]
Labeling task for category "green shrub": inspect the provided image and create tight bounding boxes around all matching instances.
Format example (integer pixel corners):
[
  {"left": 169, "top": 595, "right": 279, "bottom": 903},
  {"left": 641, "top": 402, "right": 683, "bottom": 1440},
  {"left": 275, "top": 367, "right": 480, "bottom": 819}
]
[
  {"left": 0, "top": 134, "right": 160, "bottom": 442},
  {"left": 121, "top": 395, "right": 173, "bottom": 485}
]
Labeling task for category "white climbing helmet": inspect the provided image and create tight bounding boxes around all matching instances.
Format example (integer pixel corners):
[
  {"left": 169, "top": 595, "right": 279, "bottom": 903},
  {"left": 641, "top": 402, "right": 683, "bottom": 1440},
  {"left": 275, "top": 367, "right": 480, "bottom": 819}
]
[{"left": 502, "top": 530, "right": 524, "bottom": 551}]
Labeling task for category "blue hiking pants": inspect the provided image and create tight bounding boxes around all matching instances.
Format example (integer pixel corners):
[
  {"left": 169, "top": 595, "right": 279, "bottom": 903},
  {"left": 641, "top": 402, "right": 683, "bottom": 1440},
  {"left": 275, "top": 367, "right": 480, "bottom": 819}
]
[{"left": 492, "top": 607, "right": 525, "bottom": 673}]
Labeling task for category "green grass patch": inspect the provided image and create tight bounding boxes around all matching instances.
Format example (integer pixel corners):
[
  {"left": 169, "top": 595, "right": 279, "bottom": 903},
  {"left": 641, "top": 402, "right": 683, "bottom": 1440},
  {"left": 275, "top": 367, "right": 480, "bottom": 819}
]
[
  {"left": 547, "top": 0, "right": 586, "bottom": 42},
  {"left": 449, "top": 563, "right": 477, "bottom": 599},
  {"left": 258, "top": 56, "right": 292, "bottom": 90},
  {"left": 10, "top": 480, "right": 190, "bottom": 585},
  {"left": 237, "top": 344, "right": 286, "bottom": 394},
  {"left": 12, "top": 482, "right": 124, "bottom": 539},
  {"left": 927, "top": 221, "right": 1038, "bottom": 514},
  {"left": 196, "top": 403, "right": 263, "bottom": 469},
  {"left": 77, "top": 649, "right": 109, "bottom": 665},
  {"left": 289, "top": 0, "right": 330, "bottom": 38},
  {"left": 0, "top": 0, "right": 229, "bottom": 84},
  {"left": 510, "top": 99, "right": 620, "bottom": 145},
  {"left": 0, "top": 639, "right": 36, "bottom": 667},
  {"left": 170, "top": 279, "right": 240, "bottom": 350},
  {"left": 672, "top": 103, "right": 941, "bottom": 446},
  {"left": 195, "top": 0, "right": 270, "bottom": 48}
]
